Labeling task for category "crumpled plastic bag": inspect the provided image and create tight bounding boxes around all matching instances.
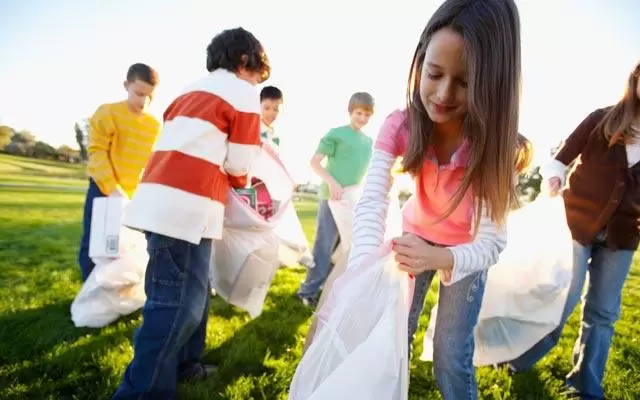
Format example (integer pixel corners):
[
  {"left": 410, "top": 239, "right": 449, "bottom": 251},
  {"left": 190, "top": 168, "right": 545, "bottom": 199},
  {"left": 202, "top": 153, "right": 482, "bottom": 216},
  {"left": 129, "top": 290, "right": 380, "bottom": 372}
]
[
  {"left": 421, "top": 196, "right": 574, "bottom": 366},
  {"left": 71, "top": 227, "right": 148, "bottom": 328}
]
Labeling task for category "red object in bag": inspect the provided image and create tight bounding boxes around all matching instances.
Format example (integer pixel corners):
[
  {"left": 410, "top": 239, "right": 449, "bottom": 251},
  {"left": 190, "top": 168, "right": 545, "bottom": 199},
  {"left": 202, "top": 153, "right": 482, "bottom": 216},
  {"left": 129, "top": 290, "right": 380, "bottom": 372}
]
[{"left": 251, "top": 177, "right": 275, "bottom": 219}]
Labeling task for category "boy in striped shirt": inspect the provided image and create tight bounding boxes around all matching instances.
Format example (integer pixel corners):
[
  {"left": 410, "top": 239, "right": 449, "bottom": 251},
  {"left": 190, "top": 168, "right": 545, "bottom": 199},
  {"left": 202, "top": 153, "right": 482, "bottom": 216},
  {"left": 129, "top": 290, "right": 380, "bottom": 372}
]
[
  {"left": 78, "top": 63, "right": 161, "bottom": 281},
  {"left": 112, "top": 27, "right": 271, "bottom": 399}
]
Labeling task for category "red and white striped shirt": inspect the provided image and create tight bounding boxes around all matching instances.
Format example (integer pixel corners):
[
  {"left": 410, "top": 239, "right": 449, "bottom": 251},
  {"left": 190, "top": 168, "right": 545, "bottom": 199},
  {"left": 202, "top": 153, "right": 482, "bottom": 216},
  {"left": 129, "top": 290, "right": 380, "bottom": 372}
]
[{"left": 123, "top": 69, "right": 261, "bottom": 244}]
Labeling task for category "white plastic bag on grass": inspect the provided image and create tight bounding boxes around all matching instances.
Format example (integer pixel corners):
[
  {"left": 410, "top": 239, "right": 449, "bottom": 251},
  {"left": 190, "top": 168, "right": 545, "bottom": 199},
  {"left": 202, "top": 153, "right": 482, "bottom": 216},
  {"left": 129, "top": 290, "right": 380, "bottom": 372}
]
[
  {"left": 289, "top": 243, "right": 411, "bottom": 400},
  {"left": 274, "top": 201, "right": 313, "bottom": 268},
  {"left": 71, "top": 227, "right": 148, "bottom": 328},
  {"left": 210, "top": 147, "right": 295, "bottom": 317},
  {"left": 211, "top": 227, "right": 279, "bottom": 318},
  {"left": 420, "top": 196, "right": 573, "bottom": 366}
]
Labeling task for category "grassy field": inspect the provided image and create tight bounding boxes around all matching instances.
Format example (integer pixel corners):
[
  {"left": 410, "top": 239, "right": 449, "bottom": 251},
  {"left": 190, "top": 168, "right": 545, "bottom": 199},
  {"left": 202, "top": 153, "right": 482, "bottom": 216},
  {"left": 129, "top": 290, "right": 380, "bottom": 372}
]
[{"left": 1, "top": 157, "right": 640, "bottom": 399}]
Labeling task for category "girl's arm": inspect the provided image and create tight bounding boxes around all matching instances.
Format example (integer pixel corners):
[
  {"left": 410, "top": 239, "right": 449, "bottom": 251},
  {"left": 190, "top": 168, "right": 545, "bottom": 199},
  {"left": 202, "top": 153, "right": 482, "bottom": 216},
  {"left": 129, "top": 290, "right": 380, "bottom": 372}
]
[
  {"left": 442, "top": 210, "right": 508, "bottom": 286},
  {"left": 347, "top": 109, "right": 406, "bottom": 270},
  {"left": 541, "top": 108, "right": 606, "bottom": 184},
  {"left": 347, "top": 149, "right": 397, "bottom": 270}
]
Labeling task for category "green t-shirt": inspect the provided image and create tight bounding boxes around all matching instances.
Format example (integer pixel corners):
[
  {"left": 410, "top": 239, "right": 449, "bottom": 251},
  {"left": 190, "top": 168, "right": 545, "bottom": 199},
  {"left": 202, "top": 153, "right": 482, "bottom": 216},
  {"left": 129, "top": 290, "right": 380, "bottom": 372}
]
[{"left": 316, "top": 125, "right": 373, "bottom": 199}]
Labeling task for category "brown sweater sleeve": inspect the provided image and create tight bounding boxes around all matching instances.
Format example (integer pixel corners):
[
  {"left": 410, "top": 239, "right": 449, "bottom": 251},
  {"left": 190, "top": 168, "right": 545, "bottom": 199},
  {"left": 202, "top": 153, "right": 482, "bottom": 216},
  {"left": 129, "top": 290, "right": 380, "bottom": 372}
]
[{"left": 555, "top": 108, "right": 606, "bottom": 165}]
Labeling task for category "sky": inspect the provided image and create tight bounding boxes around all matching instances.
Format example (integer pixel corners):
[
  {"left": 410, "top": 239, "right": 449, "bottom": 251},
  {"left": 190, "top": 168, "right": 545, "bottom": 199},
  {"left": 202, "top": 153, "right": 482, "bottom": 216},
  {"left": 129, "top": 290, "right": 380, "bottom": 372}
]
[{"left": 0, "top": 0, "right": 638, "bottom": 184}]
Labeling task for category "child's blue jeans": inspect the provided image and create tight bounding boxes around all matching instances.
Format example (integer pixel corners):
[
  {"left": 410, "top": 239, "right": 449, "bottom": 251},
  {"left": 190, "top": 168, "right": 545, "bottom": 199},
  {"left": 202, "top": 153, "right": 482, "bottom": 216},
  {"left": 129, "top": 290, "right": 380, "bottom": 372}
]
[
  {"left": 112, "top": 233, "right": 212, "bottom": 400},
  {"left": 77, "top": 178, "right": 106, "bottom": 281},
  {"left": 407, "top": 235, "right": 487, "bottom": 400},
  {"left": 297, "top": 199, "right": 340, "bottom": 300}
]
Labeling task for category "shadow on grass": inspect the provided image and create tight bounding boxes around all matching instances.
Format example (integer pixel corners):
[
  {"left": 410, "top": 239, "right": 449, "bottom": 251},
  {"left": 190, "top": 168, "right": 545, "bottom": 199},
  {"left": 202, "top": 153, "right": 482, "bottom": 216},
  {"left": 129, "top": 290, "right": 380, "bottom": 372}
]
[
  {"left": 0, "top": 300, "right": 140, "bottom": 400},
  {"left": 186, "top": 290, "right": 312, "bottom": 399}
]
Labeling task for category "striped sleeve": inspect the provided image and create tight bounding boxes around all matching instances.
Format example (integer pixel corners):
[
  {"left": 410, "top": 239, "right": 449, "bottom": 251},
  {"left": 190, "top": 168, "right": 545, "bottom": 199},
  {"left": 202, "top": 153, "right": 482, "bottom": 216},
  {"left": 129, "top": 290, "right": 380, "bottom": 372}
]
[
  {"left": 444, "top": 211, "right": 507, "bottom": 286},
  {"left": 346, "top": 149, "right": 396, "bottom": 270},
  {"left": 87, "top": 104, "right": 118, "bottom": 195},
  {"left": 225, "top": 106, "right": 261, "bottom": 189}
]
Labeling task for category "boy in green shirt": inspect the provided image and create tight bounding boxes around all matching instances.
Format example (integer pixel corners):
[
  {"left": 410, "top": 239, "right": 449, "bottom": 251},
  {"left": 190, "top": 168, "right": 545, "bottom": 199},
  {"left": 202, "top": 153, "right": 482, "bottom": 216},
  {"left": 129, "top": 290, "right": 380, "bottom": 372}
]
[{"left": 297, "top": 92, "right": 374, "bottom": 306}]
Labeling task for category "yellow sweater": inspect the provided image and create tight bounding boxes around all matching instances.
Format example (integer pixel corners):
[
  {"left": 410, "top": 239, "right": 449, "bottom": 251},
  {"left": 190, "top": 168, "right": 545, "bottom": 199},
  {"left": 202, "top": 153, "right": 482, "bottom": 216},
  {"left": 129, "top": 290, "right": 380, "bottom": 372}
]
[{"left": 87, "top": 101, "right": 161, "bottom": 197}]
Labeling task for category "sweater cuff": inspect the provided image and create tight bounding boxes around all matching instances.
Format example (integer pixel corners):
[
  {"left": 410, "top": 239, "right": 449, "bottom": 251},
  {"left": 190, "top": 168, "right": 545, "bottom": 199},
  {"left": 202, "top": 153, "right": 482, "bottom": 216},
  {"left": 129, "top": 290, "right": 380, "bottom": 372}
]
[{"left": 540, "top": 158, "right": 568, "bottom": 186}]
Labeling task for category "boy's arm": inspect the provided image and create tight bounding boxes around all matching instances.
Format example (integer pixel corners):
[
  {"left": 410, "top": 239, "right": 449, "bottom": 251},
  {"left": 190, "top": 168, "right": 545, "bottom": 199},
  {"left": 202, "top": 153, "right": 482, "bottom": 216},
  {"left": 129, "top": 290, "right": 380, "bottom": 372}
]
[
  {"left": 310, "top": 153, "right": 340, "bottom": 189},
  {"left": 225, "top": 109, "right": 261, "bottom": 188},
  {"left": 311, "top": 130, "right": 342, "bottom": 197},
  {"left": 87, "top": 105, "right": 120, "bottom": 196}
]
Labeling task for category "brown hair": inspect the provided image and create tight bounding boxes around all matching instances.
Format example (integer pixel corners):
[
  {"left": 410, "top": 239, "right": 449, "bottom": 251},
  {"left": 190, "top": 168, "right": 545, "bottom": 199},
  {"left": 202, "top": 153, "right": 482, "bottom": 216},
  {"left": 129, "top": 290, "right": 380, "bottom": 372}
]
[
  {"left": 515, "top": 133, "right": 534, "bottom": 174},
  {"left": 402, "top": 0, "right": 522, "bottom": 228},
  {"left": 348, "top": 92, "right": 375, "bottom": 113},
  {"left": 594, "top": 61, "right": 640, "bottom": 146},
  {"left": 126, "top": 63, "right": 159, "bottom": 86}
]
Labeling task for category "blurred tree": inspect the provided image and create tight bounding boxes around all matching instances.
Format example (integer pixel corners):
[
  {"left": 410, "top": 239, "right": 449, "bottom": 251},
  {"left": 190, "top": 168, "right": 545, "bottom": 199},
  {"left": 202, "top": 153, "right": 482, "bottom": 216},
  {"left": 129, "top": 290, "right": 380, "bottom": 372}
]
[
  {"left": 33, "top": 141, "right": 60, "bottom": 159},
  {"left": 74, "top": 120, "right": 88, "bottom": 162},
  {"left": 0, "top": 125, "right": 14, "bottom": 150}
]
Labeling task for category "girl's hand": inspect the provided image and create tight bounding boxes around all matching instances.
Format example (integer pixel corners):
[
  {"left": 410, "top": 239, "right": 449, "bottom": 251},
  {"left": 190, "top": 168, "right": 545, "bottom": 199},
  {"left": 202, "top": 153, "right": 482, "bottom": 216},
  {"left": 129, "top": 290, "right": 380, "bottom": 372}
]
[
  {"left": 548, "top": 177, "right": 562, "bottom": 197},
  {"left": 392, "top": 234, "right": 454, "bottom": 275}
]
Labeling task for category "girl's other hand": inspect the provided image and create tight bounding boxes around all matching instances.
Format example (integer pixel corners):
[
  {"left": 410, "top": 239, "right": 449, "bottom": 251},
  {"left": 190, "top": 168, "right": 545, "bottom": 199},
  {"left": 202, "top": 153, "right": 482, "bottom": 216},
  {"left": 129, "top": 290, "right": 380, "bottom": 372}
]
[{"left": 548, "top": 177, "right": 562, "bottom": 197}]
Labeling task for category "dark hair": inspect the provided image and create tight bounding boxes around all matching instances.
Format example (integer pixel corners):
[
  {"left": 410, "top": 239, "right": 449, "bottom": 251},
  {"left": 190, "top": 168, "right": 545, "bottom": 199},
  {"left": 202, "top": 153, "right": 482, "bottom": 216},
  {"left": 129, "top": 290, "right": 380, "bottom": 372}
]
[
  {"left": 402, "top": 0, "right": 522, "bottom": 229},
  {"left": 206, "top": 27, "right": 271, "bottom": 83},
  {"left": 126, "top": 63, "right": 159, "bottom": 86},
  {"left": 593, "top": 60, "right": 640, "bottom": 146},
  {"left": 260, "top": 86, "right": 283, "bottom": 102}
]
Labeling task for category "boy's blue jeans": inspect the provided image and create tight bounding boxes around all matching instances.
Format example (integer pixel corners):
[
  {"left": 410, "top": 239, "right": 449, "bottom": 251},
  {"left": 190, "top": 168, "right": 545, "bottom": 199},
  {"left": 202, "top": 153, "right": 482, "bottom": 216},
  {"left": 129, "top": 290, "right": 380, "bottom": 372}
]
[
  {"left": 113, "top": 233, "right": 212, "bottom": 400},
  {"left": 78, "top": 178, "right": 106, "bottom": 281},
  {"left": 297, "top": 200, "right": 339, "bottom": 300},
  {"left": 509, "top": 240, "right": 633, "bottom": 399},
  {"left": 408, "top": 266, "right": 487, "bottom": 400}
]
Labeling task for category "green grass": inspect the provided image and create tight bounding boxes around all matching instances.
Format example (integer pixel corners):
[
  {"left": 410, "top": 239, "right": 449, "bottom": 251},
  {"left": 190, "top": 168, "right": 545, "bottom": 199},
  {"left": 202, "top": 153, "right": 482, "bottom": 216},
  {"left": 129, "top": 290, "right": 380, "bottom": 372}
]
[
  {"left": 1, "top": 174, "right": 640, "bottom": 399},
  {"left": 0, "top": 153, "right": 87, "bottom": 188}
]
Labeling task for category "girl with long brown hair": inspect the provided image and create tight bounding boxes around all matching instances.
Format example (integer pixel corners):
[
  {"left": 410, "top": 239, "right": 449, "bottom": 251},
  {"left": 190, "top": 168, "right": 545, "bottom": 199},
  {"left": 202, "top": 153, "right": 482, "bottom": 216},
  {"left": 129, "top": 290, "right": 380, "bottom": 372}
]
[
  {"left": 338, "top": 0, "right": 522, "bottom": 398},
  {"left": 506, "top": 60, "right": 640, "bottom": 399}
]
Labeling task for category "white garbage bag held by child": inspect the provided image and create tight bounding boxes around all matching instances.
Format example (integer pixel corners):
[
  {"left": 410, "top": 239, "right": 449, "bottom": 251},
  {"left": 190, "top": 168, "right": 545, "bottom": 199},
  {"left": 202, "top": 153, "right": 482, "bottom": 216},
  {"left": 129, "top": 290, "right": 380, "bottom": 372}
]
[
  {"left": 421, "top": 196, "right": 574, "bottom": 366},
  {"left": 274, "top": 200, "right": 313, "bottom": 268},
  {"left": 72, "top": 198, "right": 149, "bottom": 328},
  {"left": 289, "top": 241, "right": 411, "bottom": 400},
  {"left": 210, "top": 146, "right": 295, "bottom": 317}
]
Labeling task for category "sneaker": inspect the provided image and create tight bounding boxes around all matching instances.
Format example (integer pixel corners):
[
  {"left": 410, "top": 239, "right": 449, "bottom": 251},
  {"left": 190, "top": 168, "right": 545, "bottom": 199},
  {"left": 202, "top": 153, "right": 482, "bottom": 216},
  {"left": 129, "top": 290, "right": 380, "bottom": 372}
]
[
  {"left": 297, "top": 294, "right": 318, "bottom": 308},
  {"left": 178, "top": 362, "right": 218, "bottom": 382},
  {"left": 493, "top": 362, "right": 517, "bottom": 376}
]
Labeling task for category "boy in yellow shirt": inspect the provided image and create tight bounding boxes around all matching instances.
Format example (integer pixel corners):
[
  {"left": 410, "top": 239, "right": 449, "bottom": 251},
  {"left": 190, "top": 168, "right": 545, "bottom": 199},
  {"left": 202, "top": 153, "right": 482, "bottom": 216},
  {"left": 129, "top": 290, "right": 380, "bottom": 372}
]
[{"left": 78, "top": 63, "right": 161, "bottom": 281}]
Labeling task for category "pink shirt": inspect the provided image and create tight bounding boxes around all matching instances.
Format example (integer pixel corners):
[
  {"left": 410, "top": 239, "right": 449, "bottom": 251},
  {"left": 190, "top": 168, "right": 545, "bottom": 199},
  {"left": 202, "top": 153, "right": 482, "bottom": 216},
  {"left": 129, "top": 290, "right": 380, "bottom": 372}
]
[{"left": 375, "top": 109, "right": 474, "bottom": 246}]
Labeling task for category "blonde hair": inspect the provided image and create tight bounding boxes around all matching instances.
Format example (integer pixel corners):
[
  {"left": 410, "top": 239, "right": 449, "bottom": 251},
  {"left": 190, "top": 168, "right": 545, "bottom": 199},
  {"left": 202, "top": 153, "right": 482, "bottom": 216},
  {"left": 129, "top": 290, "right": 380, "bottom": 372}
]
[
  {"left": 348, "top": 92, "right": 375, "bottom": 113},
  {"left": 594, "top": 60, "right": 640, "bottom": 146},
  {"left": 515, "top": 133, "right": 534, "bottom": 174},
  {"left": 402, "top": 0, "right": 522, "bottom": 229}
]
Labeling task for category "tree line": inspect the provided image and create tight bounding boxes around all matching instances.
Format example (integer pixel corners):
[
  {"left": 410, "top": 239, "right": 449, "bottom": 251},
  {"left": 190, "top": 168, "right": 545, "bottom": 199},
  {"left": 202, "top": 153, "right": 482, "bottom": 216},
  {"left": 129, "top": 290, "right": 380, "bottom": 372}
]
[
  {"left": 0, "top": 119, "right": 547, "bottom": 202},
  {"left": 0, "top": 121, "right": 88, "bottom": 164}
]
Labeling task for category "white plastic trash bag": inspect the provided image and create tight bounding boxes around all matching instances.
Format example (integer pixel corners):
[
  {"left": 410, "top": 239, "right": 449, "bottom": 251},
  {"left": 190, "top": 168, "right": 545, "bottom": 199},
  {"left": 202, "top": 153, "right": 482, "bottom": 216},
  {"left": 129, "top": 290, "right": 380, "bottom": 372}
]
[
  {"left": 210, "top": 146, "right": 295, "bottom": 317},
  {"left": 211, "top": 227, "right": 279, "bottom": 318},
  {"left": 71, "top": 226, "right": 149, "bottom": 328},
  {"left": 274, "top": 201, "right": 313, "bottom": 268},
  {"left": 224, "top": 146, "right": 294, "bottom": 230},
  {"left": 289, "top": 243, "right": 411, "bottom": 400},
  {"left": 420, "top": 196, "right": 573, "bottom": 366}
]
